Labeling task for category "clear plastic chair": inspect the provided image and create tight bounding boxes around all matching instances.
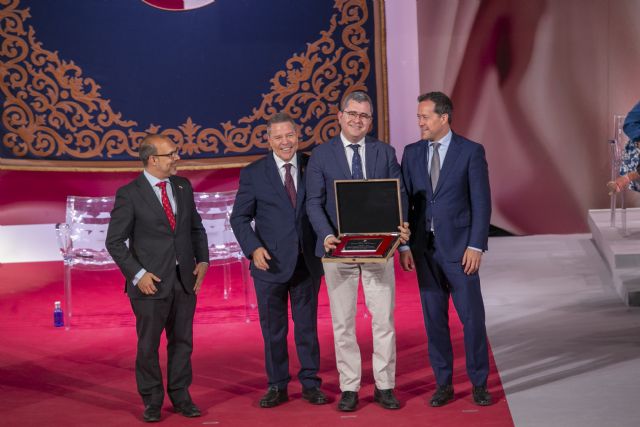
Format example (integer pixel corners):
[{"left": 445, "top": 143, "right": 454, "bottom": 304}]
[
  {"left": 55, "top": 196, "right": 117, "bottom": 329},
  {"left": 194, "top": 191, "right": 256, "bottom": 322},
  {"left": 610, "top": 114, "right": 629, "bottom": 235}
]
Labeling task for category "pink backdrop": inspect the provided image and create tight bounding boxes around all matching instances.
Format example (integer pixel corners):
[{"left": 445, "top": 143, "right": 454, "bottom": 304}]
[{"left": 2, "top": 0, "right": 640, "bottom": 234}]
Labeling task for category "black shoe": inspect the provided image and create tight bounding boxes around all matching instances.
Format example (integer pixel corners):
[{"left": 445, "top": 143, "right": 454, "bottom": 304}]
[
  {"left": 373, "top": 387, "right": 400, "bottom": 409},
  {"left": 472, "top": 386, "right": 492, "bottom": 406},
  {"left": 142, "top": 405, "right": 161, "bottom": 423},
  {"left": 259, "top": 386, "right": 288, "bottom": 408},
  {"left": 430, "top": 384, "right": 454, "bottom": 407},
  {"left": 337, "top": 391, "right": 358, "bottom": 412},
  {"left": 174, "top": 400, "right": 201, "bottom": 417},
  {"left": 302, "top": 387, "right": 329, "bottom": 405}
]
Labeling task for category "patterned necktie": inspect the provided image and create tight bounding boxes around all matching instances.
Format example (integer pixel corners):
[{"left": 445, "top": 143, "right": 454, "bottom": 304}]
[
  {"left": 156, "top": 181, "right": 176, "bottom": 231},
  {"left": 430, "top": 142, "right": 441, "bottom": 191},
  {"left": 349, "top": 144, "right": 364, "bottom": 179},
  {"left": 283, "top": 163, "right": 296, "bottom": 208}
]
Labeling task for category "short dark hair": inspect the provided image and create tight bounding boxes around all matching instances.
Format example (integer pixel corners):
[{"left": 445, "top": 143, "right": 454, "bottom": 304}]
[
  {"left": 139, "top": 134, "right": 166, "bottom": 166},
  {"left": 267, "top": 112, "right": 296, "bottom": 134},
  {"left": 418, "top": 91, "right": 453, "bottom": 124},
  {"left": 341, "top": 91, "right": 373, "bottom": 114}
]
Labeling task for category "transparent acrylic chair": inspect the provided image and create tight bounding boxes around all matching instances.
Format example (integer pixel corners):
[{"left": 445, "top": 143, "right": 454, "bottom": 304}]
[
  {"left": 55, "top": 196, "right": 116, "bottom": 329},
  {"left": 194, "top": 191, "right": 256, "bottom": 321},
  {"left": 610, "top": 114, "right": 631, "bottom": 236}
]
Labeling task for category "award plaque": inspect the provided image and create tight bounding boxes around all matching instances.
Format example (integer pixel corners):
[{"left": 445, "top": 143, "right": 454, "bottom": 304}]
[{"left": 323, "top": 179, "right": 403, "bottom": 263}]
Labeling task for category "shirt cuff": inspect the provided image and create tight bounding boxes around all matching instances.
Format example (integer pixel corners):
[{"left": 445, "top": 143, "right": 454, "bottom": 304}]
[
  {"left": 324, "top": 234, "right": 335, "bottom": 243},
  {"left": 132, "top": 268, "right": 147, "bottom": 286},
  {"left": 467, "top": 246, "right": 483, "bottom": 253}
]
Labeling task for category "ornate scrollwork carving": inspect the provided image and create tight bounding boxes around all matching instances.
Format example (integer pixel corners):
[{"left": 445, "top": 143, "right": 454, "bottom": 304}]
[{"left": 0, "top": 0, "right": 375, "bottom": 169}]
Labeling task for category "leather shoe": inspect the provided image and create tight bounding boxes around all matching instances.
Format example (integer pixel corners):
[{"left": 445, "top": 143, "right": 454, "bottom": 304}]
[
  {"left": 174, "top": 400, "right": 201, "bottom": 417},
  {"left": 337, "top": 391, "right": 358, "bottom": 412},
  {"left": 259, "top": 386, "right": 288, "bottom": 408},
  {"left": 373, "top": 387, "right": 400, "bottom": 409},
  {"left": 472, "top": 386, "right": 492, "bottom": 406},
  {"left": 430, "top": 384, "right": 454, "bottom": 407},
  {"left": 302, "top": 387, "right": 329, "bottom": 405},
  {"left": 142, "top": 405, "right": 161, "bottom": 423}
]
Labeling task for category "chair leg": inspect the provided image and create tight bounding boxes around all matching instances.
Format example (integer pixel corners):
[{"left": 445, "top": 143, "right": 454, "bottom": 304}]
[
  {"left": 63, "top": 261, "right": 72, "bottom": 330},
  {"left": 242, "top": 258, "right": 255, "bottom": 323}
]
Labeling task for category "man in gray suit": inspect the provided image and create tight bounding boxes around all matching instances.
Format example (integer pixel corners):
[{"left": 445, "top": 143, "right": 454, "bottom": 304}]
[
  {"left": 106, "top": 134, "right": 209, "bottom": 422},
  {"left": 306, "top": 91, "right": 409, "bottom": 411}
]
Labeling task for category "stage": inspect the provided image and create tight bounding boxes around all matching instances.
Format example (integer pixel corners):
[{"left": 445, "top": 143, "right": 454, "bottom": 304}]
[{"left": 1, "top": 234, "right": 639, "bottom": 426}]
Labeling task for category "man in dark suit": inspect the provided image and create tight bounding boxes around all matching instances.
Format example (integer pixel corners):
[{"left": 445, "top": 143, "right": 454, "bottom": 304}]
[
  {"left": 399, "top": 91, "right": 493, "bottom": 407},
  {"left": 230, "top": 112, "right": 328, "bottom": 408},
  {"left": 106, "top": 134, "right": 209, "bottom": 422},
  {"left": 306, "top": 91, "right": 409, "bottom": 412}
]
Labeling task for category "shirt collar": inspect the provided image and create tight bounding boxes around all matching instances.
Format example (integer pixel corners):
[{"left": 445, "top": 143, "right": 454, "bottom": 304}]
[
  {"left": 272, "top": 151, "right": 298, "bottom": 170},
  {"left": 143, "top": 169, "right": 169, "bottom": 187},
  {"left": 340, "top": 132, "right": 365, "bottom": 148},
  {"left": 430, "top": 129, "right": 452, "bottom": 148}
]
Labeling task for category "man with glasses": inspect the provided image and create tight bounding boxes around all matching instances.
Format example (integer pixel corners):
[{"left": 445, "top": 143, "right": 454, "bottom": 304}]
[
  {"left": 106, "top": 134, "right": 209, "bottom": 422},
  {"left": 306, "top": 91, "right": 409, "bottom": 411},
  {"left": 230, "top": 112, "right": 327, "bottom": 408}
]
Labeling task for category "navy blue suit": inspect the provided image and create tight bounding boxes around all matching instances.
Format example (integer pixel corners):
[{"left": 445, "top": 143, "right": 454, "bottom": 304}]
[
  {"left": 401, "top": 132, "right": 491, "bottom": 387},
  {"left": 306, "top": 135, "right": 407, "bottom": 256},
  {"left": 230, "top": 152, "right": 323, "bottom": 390}
]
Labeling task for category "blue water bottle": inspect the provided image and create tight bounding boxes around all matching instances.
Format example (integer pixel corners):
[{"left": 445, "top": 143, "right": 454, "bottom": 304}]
[{"left": 54, "top": 301, "right": 64, "bottom": 327}]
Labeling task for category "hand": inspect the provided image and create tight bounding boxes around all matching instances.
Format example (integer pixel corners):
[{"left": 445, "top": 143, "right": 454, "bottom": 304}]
[
  {"left": 462, "top": 248, "right": 482, "bottom": 275},
  {"left": 138, "top": 272, "right": 160, "bottom": 295},
  {"left": 607, "top": 174, "right": 631, "bottom": 195},
  {"left": 192, "top": 262, "right": 208, "bottom": 294},
  {"left": 252, "top": 247, "right": 271, "bottom": 271},
  {"left": 399, "top": 250, "right": 414, "bottom": 271},
  {"left": 398, "top": 222, "right": 411, "bottom": 244},
  {"left": 323, "top": 235, "right": 341, "bottom": 253}
]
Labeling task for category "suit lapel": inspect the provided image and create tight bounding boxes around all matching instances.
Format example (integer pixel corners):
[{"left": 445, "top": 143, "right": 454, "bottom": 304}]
[
  {"left": 265, "top": 153, "right": 295, "bottom": 210},
  {"left": 295, "top": 153, "right": 307, "bottom": 217},
  {"left": 135, "top": 173, "right": 172, "bottom": 230},
  {"left": 418, "top": 141, "right": 432, "bottom": 197},
  {"left": 433, "top": 134, "right": 462, "bottom": 195},
  {"left": 330, "top": 137, "right": 352, "bottom": 179},
  {"left": 365, "top": 140, "right": 378, "bottom": 179},
  {"left": 169, "top": 176, "right": 184, "bottom": 233}
]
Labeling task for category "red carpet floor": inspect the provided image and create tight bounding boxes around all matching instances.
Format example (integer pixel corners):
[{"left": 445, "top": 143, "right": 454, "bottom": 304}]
[{"left": 0, "top": 259, "right": 514, "bottom": 426}]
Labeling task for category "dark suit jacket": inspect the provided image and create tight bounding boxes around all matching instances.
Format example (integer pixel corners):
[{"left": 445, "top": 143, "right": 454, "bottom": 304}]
[
  {"left": 401, "top": 132, "right": 491, "bottom": 261},
  {"left": 306, "top": 135, "right": 407, "bottom": 258},
  {"left": 230, "top": 152, "right": 323, "bottom": 283},
  {"left": 106, "top": 174, "right": 209, "bottom": 299}
]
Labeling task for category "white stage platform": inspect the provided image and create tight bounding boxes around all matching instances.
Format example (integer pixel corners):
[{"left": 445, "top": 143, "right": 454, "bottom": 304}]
[{"left": 588, "top": 208, "right": 640, "bottom": 306}]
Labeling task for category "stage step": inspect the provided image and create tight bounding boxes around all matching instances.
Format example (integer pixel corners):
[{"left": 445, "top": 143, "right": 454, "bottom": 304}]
[{"left": 588, "top": 208, "right": 640, "bottom": 306}]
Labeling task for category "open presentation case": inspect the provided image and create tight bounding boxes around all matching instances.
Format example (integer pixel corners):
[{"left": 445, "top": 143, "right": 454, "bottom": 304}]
[{"left": 323, "top": 179, "right": 402, "bottom": 264}]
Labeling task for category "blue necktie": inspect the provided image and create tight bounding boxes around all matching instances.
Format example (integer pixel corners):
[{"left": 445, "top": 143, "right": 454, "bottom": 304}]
[{"left": 349, "top": 144, "right": 364, "bottom": 179}]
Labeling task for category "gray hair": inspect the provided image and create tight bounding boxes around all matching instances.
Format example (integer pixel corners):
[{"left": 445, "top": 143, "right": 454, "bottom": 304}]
[
  {"left": 340, "top": 91, "right": 373, "bottom": 114},
  {"left": 266, "top": 112, "right": 296, "bottom": 135}
]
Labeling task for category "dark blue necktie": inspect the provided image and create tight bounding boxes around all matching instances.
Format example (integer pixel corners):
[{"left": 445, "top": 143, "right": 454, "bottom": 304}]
[{"left": 349, "top": 144, "right": 364, "bottom": 180}]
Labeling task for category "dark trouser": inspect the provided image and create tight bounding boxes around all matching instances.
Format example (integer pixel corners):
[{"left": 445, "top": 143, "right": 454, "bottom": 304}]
[
  {"left": 253, "top": 255, "right": 322, "bottom": 390},
  {"left": 130, "top": 269, "right": 196, "bottom": 407},
  {"left": 412, "top": 232, "right": 489, "bottom": 387}
]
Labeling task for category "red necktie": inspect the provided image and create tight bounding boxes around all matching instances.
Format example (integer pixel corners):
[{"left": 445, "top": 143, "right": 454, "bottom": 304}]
[
  {"left": 284, "top": 163, "right": 296, "bottom": 208},
  {"left": 156, "top": 181, "right": 176, "bottom": 231}
]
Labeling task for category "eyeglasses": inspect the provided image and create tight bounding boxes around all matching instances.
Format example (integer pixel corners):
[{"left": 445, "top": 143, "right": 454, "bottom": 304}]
[
  {"left": 342, "top": 110, "right": 373, "bottom": 121},
  {"left": 153, "top": 150, "right": 179, "bottom": 159}
]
